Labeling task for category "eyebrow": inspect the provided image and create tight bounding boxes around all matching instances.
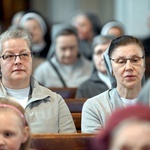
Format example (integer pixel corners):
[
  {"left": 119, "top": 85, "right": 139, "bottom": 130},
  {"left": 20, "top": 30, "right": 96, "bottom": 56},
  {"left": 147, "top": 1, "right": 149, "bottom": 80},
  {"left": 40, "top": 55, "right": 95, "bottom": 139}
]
[{"left": 113, "top": 54, "right": 143, "bottom": 58}]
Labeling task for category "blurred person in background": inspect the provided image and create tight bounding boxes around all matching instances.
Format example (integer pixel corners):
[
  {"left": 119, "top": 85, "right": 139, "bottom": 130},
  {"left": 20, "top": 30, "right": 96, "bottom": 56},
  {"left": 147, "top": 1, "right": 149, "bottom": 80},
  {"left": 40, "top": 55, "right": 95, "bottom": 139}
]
[
  {"left": 34, "top": 24, "right": 92, "bottom": 88},
  {"left": 76, "top": 35, "right": 115, "bottom": 98},
  {"left": 138, "top": 77, "right": 150, "bottom": 102},
  {"left": 72, "top": 12, "right": 101, "bottom": 60},
  {"left": 19, "top": 10, "right": 51, "bottom": 71},
  {"left": 11, "top": 11, "right": 24, "bottom": 26},
  {"left": 101, "top": 20, "right": 126, "bottom": 38}
]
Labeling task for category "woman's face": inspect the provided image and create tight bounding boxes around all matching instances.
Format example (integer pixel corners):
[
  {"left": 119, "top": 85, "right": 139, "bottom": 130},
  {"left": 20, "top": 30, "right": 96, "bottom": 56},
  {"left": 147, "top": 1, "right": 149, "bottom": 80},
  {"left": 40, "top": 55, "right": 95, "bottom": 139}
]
[
  {"left": 73, "top": 15, "right": 93, "bottom": 40},
  {"left": 0, "top": 39, "right": 32, "bottom": 89},
  {"left": 93, "top": 43, "right": 109, "bottom": 73},
  {"left": 110, "top": 44, "right": 145, "bottom": 89},
  {"left": 24, "top": 19, "right": 43, "bottom": 44},
  {"left": 0, "top": 111, "right": 29, "bottom": 150}
]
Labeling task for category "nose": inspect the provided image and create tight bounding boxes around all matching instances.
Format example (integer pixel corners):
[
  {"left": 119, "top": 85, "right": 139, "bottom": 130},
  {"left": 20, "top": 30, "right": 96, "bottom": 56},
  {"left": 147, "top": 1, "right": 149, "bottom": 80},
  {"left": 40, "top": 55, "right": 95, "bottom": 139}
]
[
  {"left": 65, "top": 49, "right": 72, "bottom": 56},
  {"left": 125, "top": 59, "right": 133, "bottom": 70},
  {"left": 0, "top": 135, "right": 5, "bottom": 145},
  {"left": 14, "top": 55, "right": 22, "bottom": 64}
]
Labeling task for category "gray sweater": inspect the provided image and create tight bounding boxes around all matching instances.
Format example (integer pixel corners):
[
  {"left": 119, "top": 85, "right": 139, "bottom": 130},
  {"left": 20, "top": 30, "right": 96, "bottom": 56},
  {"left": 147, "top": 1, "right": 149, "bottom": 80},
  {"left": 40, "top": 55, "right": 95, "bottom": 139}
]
[
  {"left": 82, "top": 88, "right": 150, "bottom": 133},
  {"left": 0, "top": 76, "right": 76, "bottom": 134}
]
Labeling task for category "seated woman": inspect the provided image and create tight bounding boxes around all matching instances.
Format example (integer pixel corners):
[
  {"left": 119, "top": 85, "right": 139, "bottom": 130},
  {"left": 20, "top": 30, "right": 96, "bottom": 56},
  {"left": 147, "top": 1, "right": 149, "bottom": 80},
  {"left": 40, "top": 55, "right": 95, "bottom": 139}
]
[
  {"left": 19, "top": 10, "right": 51, "bottom": 71},
  {"left": 82, "top": 35, "right": 146, "bottom": 133},
  {"left": 0, "top": 98, "right": 30, "bottom": 150},
  {"left": 91, "top": 104, "right": 150, "bottom": 150},
  {"left": 76, "top": 35, "right": 114, "bottom": 98},
  {"left": 34, "top": 24, "right": 92, "bottom": 88},
  {"left": 71, "top": 12, "right": 101, "bottom": 60}
]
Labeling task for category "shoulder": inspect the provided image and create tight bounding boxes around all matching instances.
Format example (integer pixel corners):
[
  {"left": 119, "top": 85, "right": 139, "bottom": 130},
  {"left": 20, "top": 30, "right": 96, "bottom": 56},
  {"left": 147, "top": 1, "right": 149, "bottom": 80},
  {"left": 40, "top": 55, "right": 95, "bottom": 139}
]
[
  {"left": 84, "top": 90, "right": 110, "bottom": 107},
  {"left": 31, "top": 76, "right": 63, "bottom": 101},
  {"left": 138, "top": 78, "right": 150, "bottom": 101},
  {"left": 78, "top": 79, "right": 92, "bottom": 88}
]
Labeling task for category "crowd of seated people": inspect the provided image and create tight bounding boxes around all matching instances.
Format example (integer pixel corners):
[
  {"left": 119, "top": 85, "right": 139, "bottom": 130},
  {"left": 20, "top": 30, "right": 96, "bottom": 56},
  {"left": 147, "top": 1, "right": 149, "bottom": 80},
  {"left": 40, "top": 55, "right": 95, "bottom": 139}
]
[{"left": 1, "top": 8, "right": 150, "bottom": 150}]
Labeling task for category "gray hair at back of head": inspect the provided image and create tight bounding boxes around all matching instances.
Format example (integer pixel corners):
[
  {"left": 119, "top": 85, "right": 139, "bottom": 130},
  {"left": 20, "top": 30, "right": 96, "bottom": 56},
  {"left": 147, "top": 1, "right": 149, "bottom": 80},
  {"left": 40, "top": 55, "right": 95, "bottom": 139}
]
[{"left": 0, "top": 28, "right": 32, "bottom": 53}]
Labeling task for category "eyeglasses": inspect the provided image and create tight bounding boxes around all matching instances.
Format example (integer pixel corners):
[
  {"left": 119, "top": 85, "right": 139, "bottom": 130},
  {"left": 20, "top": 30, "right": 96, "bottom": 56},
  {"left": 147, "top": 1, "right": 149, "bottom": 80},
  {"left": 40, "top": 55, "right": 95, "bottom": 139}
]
[
  {"left": 0, "top": 52, "right": 33, "bottom": 62},
  {"left": 110, "top": 56, "right": 144, "bottom": 66}
]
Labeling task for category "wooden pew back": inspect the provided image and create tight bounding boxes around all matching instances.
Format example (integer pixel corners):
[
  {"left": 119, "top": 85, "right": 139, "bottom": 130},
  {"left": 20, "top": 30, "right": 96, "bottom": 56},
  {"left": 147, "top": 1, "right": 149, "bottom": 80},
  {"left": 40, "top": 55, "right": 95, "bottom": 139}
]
[
  {"left": 30, "top": 133, "right": 94, "bottom": 150},
  {"left": 49, "top": 87, "right": 77, "bottom": 98},
  {"left": 65, "top": 98, "right": 87, "bottom": 132}
]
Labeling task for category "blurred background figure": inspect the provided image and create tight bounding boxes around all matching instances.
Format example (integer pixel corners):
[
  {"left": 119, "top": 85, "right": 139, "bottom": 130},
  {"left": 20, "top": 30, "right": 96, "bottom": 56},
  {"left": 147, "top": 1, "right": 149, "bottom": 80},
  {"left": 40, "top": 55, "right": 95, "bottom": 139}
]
[
  {"left": 11, "top": 11, "right": 24, "bottom": 26},
  {"left": 91, "top": 104, "right": 150, "bottom": 150},
  {"left": 71, "top": 12, "right": 102, "bottom": 60},
  {"left": 138, "top": 77, "right": 150, "bottom": 102},
  {"left": 101, "top": 20, "right": 126, "bottom": 38},
  {"left": 34, "top": 24, "right": 92, "bottom": 88},
  {"left": 19, "top": 10, "right": 51, "bottom": 71},
  {"left": 76, "top": 35, "right": 115, "bottom": 98}
]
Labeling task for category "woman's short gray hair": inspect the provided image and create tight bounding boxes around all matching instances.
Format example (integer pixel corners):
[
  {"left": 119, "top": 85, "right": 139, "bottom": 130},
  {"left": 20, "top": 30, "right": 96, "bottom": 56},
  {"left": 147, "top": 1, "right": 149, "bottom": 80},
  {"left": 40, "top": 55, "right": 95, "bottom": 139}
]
[{"left": 0, "top": 28, "right": 32, "bottom": 53}]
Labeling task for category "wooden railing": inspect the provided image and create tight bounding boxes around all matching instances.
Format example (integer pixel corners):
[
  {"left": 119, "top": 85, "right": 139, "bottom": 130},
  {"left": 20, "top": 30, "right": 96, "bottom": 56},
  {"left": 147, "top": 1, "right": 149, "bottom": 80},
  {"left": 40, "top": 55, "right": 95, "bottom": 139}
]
[{"left": 30, "top": 133, "right": 94, "bottom": 150}]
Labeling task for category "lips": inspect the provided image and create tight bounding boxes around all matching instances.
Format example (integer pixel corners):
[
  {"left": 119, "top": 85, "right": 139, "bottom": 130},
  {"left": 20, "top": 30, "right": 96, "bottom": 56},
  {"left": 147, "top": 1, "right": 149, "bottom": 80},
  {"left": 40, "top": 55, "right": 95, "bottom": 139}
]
[
  {"left": 124, "top": 75, "right": 136, "bottom": 80},
  {"left": 125, "top": 75, "right": 135, "bottom": 78},
  {"left": 12, "top": 69, "right": 25, "bottom": 72}
]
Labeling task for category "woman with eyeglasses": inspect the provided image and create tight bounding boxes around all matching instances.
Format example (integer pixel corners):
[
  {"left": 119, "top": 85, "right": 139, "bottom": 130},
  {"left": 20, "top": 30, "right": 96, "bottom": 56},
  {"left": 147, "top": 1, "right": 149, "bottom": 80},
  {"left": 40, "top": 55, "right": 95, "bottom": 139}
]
[
  {"left": 0, "top": 28, "right": 76, "bottom": 134},
  {"left": 82, "top": 35, "right": 147, "bottom": 133}
]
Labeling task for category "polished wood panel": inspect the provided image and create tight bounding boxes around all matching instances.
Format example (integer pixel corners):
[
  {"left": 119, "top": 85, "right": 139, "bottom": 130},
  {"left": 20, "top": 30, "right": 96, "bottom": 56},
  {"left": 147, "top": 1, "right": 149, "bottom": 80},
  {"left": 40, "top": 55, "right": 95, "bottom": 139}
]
[
  {"left": 30, "top": 133, "right": 94, "bottom": 150},
  {"left": 64, "top": 98, "right": 87, "bottom": 132},
  {"left": 65, "top": 98, "right": 87, "bottom": 112},
  {"left": 0, "top": 0, "right": 30, "bottom": 28},
  {"left": 49, "top": 87, "right": 77, "bottom": 98}
]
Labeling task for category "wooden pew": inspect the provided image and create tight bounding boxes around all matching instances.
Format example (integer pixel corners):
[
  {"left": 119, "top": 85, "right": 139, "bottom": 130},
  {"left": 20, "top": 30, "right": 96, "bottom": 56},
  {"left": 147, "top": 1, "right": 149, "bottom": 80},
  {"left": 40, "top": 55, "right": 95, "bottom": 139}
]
[
  {"left": 65, "top": 98, "right": 87, "bottom": 132},
  {"left": 30, "top": 133, "right": 94, "bottom": 150},
  {"left": 49, "top": 87, "right": 77, "bottom": 98}
]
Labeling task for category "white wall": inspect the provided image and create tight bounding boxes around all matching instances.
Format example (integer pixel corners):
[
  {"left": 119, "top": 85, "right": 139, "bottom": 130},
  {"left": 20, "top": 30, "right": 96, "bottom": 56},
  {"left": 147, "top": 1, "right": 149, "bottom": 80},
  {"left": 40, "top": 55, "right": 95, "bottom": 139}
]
[
  {"left": 30, "top": 0, "right": 150, "bottom": 39},
  {"left": 30, "top": 0, "right": 114, "bottom": 25},
  {"left": 114, "top": 0, "right": 150, "bottom": 38}
]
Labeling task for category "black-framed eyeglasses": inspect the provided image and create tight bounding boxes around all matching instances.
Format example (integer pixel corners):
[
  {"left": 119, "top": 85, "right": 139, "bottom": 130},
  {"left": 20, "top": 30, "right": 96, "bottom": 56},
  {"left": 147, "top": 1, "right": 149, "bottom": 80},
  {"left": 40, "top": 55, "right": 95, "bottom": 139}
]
[
  {"left": 110, "top": 56, "right": 144, "bottom": 66},
  {"left": 0, "top": 51, "right": 33, "bottom": 62}
]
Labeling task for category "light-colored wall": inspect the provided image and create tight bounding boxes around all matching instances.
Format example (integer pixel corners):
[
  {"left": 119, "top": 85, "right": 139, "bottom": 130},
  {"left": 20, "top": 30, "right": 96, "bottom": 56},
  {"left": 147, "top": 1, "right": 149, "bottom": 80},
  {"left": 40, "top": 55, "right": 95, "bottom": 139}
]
[
  {"left": 30, "top": 0, "right": 114, "bottom": 24},
  {"left": 30, "top": 0, "right": 150, "bottom": 39},
  {"left": 114, "top": 0, "right": 150, "bottom": 38}
]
